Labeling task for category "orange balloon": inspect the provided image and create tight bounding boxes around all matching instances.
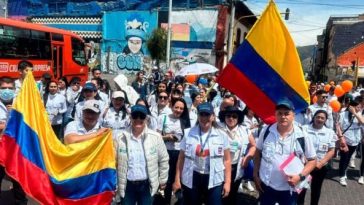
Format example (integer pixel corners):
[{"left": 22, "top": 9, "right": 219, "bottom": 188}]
[
  {"left": 324, "top": 84, "right": 331, "bottom": 92},
  {"left": 334, "top": 85, "right": 345, "bottom": 97},
  {"left": 312, "top": 95, "right": 317, "bottom": 104},
  {"left": 329, "top": 100, "right": 341, "bottom": 113},
  {"left": 185, "top": 74, "right": 198, "bottom": 84},
  {"left": 341, "top": 80, "right": 353, "bottom": 92}
]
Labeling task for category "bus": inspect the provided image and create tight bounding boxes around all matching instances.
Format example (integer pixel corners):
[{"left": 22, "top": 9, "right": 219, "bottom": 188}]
[{"left": 0, "top": 17, "right": 88, "bottom": 83}]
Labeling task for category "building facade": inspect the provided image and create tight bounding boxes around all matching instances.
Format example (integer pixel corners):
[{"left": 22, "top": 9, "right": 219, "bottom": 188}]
[{"left": 314, "top": 14, "right": 364, "bottom": 83}]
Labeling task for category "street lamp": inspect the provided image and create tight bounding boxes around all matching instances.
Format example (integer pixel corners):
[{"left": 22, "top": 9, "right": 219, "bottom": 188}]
[{"left": 226, "top": 7, "right": 290, "bottom": 61}]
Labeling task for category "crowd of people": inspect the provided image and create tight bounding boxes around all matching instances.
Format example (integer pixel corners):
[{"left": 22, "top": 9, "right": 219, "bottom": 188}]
[{"left": 1, "top": 60, "right": 364, "bottom": 205}]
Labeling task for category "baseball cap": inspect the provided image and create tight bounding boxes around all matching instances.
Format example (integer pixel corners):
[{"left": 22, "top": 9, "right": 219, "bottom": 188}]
[
  {"left": 112, "top": 91, "right": 125, "bottom": 99},
  {"left": 197, "top": 102, "right": 214, "bottom": 114},
  {"left": 276, "top": 99, "right": 295, "bottom": 110},
  {"left": 82, "top": 100, "right": 101, "bottom": 113},
  {"left": 131, "top": 104, "right": 148, "bottom": 116},
  {"left": 82, "top": 82, "right": 97, "bottom": 92}
]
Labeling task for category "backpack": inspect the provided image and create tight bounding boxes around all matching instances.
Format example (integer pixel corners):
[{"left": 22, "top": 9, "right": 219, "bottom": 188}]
[{"left": 262, "top": 124, "right": 305, "bottom": 152}]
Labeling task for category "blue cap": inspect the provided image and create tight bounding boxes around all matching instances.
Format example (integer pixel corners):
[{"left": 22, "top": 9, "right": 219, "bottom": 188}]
[
  {"left": 131, "top": 104, "right": 148, "bottom": 116},
  {"left": 197, "top": 102, "right": 214, "bottom": 114},
  {"left": 82, "top": 82, "right": 97, "bottom": 92},
  {"left": 198, "top": 78, "right": 208, "bottom": 85},
  {"left": 276, "top": 99, "right": 295, "bottom": 110}
]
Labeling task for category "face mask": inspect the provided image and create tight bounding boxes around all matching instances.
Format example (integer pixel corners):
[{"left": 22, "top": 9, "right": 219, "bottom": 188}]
[{"left": 0, "top": 88, "right": 15, "bottom": 103}]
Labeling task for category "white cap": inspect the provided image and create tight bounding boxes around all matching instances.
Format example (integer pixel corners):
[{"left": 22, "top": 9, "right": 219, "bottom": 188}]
[
  {"left": 112, "top": 91, "right": 125, "bottom": 99},
  {"left": 82, "top": 100, "right": 101, "bottom": 113}
]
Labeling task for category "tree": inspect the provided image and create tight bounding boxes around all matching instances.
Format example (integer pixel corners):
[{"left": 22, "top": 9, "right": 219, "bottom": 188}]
[{"left": 147, "top": 28, "right": 167, "bottom": 69}]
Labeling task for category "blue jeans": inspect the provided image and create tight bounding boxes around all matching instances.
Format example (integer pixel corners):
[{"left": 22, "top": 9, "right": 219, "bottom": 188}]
[
  {"left": 122, "top": 180, "right": 153, "bottom": 205},
  {"left": 260, "top": 183, "right": 297, "bottom": 205},
  {"left": 183, "top": 171, "right": 223, "bottom": 205}
]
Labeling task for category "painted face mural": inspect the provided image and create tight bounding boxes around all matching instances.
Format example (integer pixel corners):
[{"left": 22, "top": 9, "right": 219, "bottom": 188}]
[{"left": 117, "top": 15, "right": 148, "bottom": 71}]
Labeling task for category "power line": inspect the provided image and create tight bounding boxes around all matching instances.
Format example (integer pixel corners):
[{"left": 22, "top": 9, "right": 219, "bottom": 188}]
[
  {"left": 250, "top": 0, "right": 364, "bottom": 9},
  {"left": 290, "top": 27, "right": 325, "bottom": 32}
]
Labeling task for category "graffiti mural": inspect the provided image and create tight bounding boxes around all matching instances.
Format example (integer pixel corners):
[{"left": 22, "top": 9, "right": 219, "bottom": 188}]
[{"left": 101, "top": 11, "right": 158, "bottom": 74}]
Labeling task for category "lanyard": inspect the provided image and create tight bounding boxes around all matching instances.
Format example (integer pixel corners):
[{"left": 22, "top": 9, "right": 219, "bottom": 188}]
[{"left": 199, "top": 126, "right": 212, "bottom": 154}]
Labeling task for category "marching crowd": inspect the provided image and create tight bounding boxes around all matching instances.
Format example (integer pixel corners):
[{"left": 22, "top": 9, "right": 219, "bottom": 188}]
[{"left": 1, "top": 60, "right": 364, "bottom": 205}]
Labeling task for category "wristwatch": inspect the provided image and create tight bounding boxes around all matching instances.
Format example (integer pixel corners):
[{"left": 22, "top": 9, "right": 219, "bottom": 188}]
[{"left": 299, "top": 173, "right": 306, "bottom": 181}]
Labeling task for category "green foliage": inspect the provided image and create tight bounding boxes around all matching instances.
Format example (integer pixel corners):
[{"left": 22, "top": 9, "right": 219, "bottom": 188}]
[{"left": 147, "top": 28, "right": 167, "bottom": 66}]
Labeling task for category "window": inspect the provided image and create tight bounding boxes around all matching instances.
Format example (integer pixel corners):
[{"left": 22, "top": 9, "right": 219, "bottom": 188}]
[
  {"left": 0, "top": 25, "right": 51, "bottom": 59},
  {"left": 71, "top": 37, "right": 87, "bottom": 66}
]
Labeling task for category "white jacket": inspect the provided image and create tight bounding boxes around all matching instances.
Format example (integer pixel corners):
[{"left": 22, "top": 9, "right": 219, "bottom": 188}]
[{"left": 113, "top": 127, "right": 169, "bottom": 197}]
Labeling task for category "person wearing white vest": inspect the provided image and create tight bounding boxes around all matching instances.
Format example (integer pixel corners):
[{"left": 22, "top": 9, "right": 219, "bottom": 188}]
[
  {"left": 253, "top": 99, "right": 317, "bottom": 205},
  {"left": 297, "top": 110, "right": 336, "bottom": 205},
  {"left": 337, "top": 99, "right": 364, "bottom": 186},
  {"left": 219, "top": 106, "right": 256, "bottom": 205},
  {"left": 157, "top": 98, "right": 191, "bottom": 205},
  {"left": 114, "top": 105, "right": 169, "bottom": 205},
  {"left": 173, "top": 102, "right": 231, "bottom": 205}
]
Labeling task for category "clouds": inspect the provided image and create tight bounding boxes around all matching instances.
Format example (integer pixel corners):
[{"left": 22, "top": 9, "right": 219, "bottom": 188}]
[{"left": 245, "top": 0, "right": 364, "bottom": 46}]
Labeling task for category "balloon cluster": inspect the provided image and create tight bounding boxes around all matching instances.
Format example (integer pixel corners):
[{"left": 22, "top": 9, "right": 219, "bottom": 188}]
[{"left": 326, "top": 80, "right": 353, "bottom": 112}]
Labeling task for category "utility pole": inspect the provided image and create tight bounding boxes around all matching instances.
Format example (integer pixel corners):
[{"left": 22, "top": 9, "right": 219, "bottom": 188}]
[
  {"left": 354, "top": 56, "right": 360, "bottom": 87},
  {"left": 166, "top": 0, "right": 172, "bottom": 69},
  {"left": 3, "top": 0, "right": 7, "bottom": 18},
  {"left": 226, "top": 0, "right": 235, "bottom": 62}
]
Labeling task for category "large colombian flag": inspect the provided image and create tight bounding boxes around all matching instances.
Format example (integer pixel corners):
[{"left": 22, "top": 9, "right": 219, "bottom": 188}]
[
  {"left": 217, "top": 0, "right": 310, "bottom": 124},
  {"left": 0, "top": 72, "right": 116, "bottom": 204}
]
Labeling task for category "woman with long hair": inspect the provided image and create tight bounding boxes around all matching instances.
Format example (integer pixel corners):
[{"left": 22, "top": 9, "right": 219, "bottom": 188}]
[
  {"left": 157, "top": 98, "right": 190, "bottom": 205},
  {"left": 44, "top": 80, "right": 67, "bottom": 139},
  {"left": 337, "top": 99, "right": 364, "bottom": 186},
  {"left": 57, "top": 77, "right": 68, "bottom": 97}
]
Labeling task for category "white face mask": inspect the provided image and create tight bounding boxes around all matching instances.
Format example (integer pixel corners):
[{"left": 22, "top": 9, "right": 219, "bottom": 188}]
[{"left": 0, "top": 88, "right": 15, "bottom": 103}]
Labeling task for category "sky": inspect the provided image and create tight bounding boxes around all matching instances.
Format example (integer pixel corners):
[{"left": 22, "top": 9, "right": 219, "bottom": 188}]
[{"left": 244, "top": 0, "right": 364, "bottom": 46}]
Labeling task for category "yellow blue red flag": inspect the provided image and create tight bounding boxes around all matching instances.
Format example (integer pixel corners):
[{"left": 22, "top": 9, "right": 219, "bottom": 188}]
[
  {"left": 0, "top": 72, "right": 116, "bottom": 204},
  {"left": 217, "top": 0, "right": 310, "bottom": 124}
]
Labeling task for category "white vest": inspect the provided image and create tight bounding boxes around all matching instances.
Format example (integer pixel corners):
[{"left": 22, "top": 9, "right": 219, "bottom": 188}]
[{"left": 182, "top": 126, "right": 228, "bottom": 189}]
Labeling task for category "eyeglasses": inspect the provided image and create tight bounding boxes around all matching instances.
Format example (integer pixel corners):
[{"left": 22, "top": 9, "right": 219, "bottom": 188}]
[
  {"left": 199, "top": 112, "right": 211, "bottom": 117},
  {"left": 225, "top": 114, "right": 238, "bottom": 119},
  {"left": 131, "top": 113, "right": 147, "bottom": 120},
  {"left": 159, "top": 96, "right": 168, "bottom": 100}
]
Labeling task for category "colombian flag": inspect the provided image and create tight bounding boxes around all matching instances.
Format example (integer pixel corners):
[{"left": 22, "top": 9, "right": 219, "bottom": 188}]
[
  {"left": 218, "top": 0, "right": 310, "bottom": 124},
  {"left": 0, "top": 72, "right": 116, "bottom": 204}
]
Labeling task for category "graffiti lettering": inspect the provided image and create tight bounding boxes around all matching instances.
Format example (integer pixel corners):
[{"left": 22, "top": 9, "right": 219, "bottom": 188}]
[{"left": 117, "top": 53, "right": 143, "bottom": 71}]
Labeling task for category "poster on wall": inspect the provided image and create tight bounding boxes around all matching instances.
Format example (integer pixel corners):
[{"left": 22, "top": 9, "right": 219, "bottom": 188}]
[
  {"left": 101, "top": 11, "right": 158, "bottom": 74},
  {"left": 162, "top": 9, "right": 218, "bottom": 69}
]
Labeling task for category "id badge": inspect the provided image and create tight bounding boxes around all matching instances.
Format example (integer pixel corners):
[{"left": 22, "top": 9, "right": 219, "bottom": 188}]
[{"left": 319, "top": 144, "right": 328, "bottom": 152}]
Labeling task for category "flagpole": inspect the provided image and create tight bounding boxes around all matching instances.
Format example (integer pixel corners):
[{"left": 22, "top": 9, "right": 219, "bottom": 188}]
[{"left": 226, "top": 1, "right": 236, "bottom": 62}]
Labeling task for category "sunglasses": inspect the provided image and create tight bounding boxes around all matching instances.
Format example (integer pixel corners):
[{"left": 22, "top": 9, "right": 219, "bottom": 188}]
[
  {"left": 131, "top": 113, "right": 147, "bottom": 120},
  {"left": 321, "top": 96, "right": 328, "bottom": 99},
  {"left": 225, "top": 114, "right": 238, "bottom": 119},
  {"left": 159, "top": 96, "right": 168, "bottom": 100},
  {"left": 72, "top": 82, "right": 80, "bottom": 85},
  {"left": 199, "top": 112, "right": 211, "bottom": 117}
]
